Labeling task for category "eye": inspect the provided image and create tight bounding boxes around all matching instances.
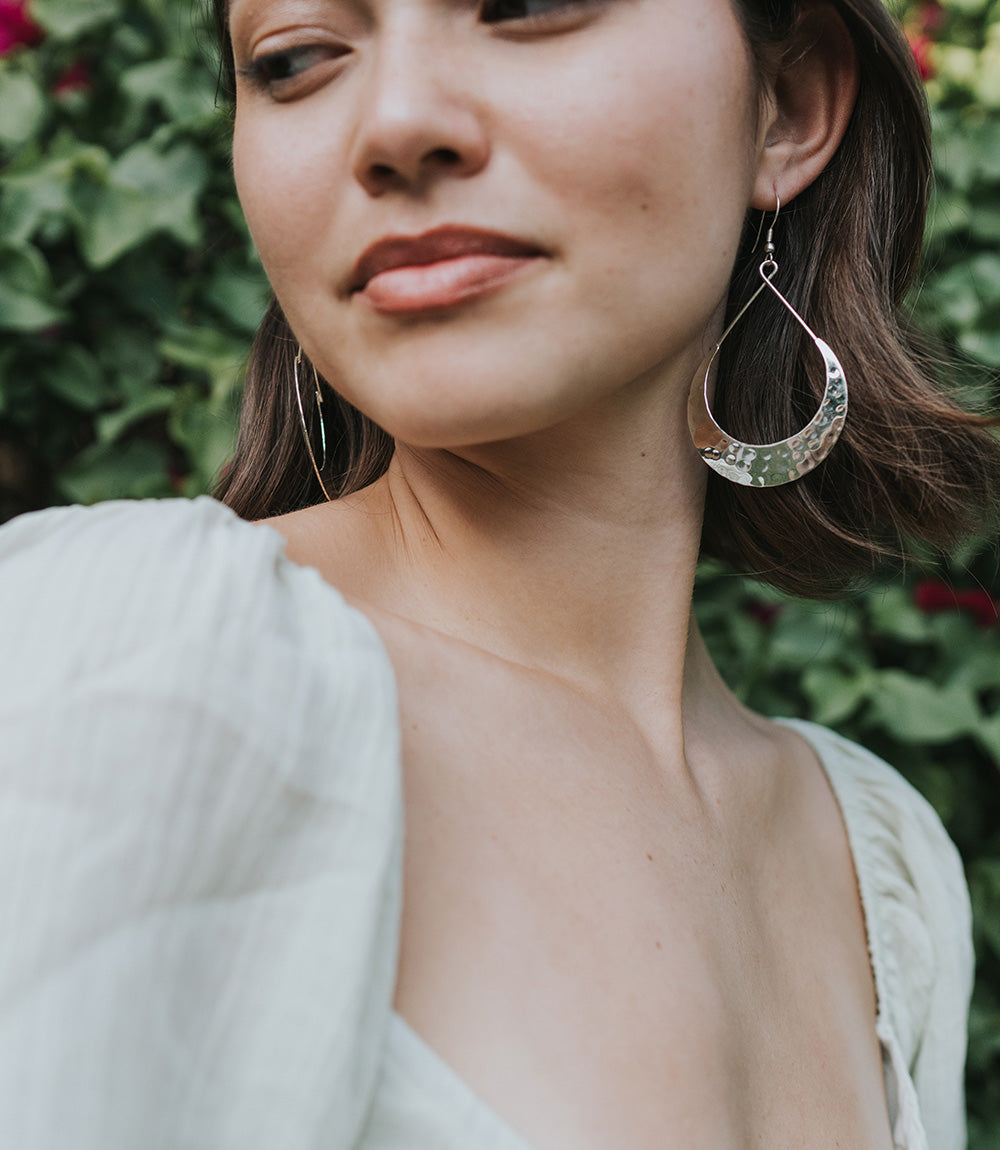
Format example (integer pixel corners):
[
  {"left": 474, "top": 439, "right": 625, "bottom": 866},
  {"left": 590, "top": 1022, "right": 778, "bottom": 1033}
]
[
  {"left": 480, "top": 0, "right": 599, "bottom": 26},
  {"left": 238, "top": 44, "right": 348, "bottom": 94}
]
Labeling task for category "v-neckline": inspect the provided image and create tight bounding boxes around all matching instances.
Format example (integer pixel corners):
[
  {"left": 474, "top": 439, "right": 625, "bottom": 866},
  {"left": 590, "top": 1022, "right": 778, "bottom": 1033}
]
[{"left": 379, "top": 718, "right": 921, "bottom": 1150}]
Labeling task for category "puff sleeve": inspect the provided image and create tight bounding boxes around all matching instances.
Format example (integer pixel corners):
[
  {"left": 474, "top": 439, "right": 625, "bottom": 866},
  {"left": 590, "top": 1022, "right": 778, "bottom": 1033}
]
[{"left": 0, "top": 497, "right": 404, "bottom": 1150}]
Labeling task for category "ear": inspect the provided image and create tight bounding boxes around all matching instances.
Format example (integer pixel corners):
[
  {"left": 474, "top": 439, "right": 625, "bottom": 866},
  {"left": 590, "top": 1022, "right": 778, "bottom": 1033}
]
[{"left": 751, "top": 3, "right": 860, "bottom": 211}]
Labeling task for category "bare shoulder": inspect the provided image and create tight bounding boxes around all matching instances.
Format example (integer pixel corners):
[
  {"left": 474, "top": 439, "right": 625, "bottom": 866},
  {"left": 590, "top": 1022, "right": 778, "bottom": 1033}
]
[
  {"left": 261, "top": 496, "right": 386, "bottom": 596},
  {"left": 261, "top": 502, "right": 344, "bottom": 565},
  {"left": 264, "top": 501, "right": 370, "bottom": 584}
]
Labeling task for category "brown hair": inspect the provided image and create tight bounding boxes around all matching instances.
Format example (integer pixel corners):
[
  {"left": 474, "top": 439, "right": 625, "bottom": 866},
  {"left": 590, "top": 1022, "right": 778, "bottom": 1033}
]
[{"left": 212, "top": 0, "right": 1000, "bottom": 598}]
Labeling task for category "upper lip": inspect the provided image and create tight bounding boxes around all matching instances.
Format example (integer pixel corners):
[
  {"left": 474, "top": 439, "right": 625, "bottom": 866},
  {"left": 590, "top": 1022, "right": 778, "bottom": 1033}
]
[{"left": 349, "top": 226, "right": 545, "bottom": 293}]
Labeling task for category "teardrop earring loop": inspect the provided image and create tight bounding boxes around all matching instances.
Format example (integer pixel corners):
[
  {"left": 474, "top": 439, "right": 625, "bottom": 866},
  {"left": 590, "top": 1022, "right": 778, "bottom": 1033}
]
[
  {"left": 687, "top": 196, "right": 848, "bottom": 488},
  {"left": 294, "top": 347, "right": 334, "bottom": 503}
]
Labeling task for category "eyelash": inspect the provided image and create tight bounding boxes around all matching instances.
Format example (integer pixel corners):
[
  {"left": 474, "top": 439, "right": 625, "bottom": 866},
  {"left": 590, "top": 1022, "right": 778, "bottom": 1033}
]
[
  {"left": 238, "top": 0, "right": 600, "bottom": 93},
  {"left": 238, "top": 45, "right": 345, "bottom": 91}
]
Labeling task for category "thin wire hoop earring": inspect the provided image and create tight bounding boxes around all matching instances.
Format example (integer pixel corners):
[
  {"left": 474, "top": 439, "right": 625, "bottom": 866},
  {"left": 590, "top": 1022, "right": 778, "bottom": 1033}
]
[
  {"left": 687, "top": 197, "right": 848, "bottom": 488},
  {"left": 294, "top": 347, "right": 334, "bottom": 503}
]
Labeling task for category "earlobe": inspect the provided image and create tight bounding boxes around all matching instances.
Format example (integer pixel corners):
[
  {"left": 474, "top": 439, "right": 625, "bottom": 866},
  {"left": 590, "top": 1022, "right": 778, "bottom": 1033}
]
[{"left": 750, "top": 3, "right": 860, "bottom": 211}]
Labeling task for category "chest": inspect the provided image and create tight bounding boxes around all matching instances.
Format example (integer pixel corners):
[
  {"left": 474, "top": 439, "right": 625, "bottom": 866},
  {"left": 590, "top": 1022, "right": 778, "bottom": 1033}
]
[{"left": 386, "top": 654, "right": 895, "bottom": 1150}]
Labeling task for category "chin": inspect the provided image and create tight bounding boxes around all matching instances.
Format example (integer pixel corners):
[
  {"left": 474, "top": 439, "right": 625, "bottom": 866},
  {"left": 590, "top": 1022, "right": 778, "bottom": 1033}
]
[
  {"left": 328, "top": 350, "right": 595, "bottom": 451},
  {"left": 366, "top": 396, "right": 567, "bottom": 451}
]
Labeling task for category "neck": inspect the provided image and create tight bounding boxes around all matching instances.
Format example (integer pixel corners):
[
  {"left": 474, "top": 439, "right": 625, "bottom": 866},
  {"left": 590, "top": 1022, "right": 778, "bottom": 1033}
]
[{"left": 325, "top": 372, "right": 737, "bottom": 748}]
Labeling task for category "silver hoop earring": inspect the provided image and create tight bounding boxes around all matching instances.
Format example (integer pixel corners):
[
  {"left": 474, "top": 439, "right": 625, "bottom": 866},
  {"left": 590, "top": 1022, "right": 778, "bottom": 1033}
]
[
  {"left": 687, "top": 197, "right": 848, "bottom": 488},
  {"left": 294, "top": 347, "right": 334, "bottom": 503}
]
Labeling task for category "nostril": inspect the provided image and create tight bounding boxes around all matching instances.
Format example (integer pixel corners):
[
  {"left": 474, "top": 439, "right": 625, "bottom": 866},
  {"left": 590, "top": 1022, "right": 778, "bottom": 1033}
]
[
  {"left": 431, "top": 147, "right": 462, "bottom": 167},
  {"left": 367, "top": 147, "right": 470, "bottom": 189}
]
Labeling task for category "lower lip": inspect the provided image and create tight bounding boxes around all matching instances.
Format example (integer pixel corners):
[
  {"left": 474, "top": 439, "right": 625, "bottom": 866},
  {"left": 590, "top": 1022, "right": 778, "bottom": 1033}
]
[{"left": 358, "top": 254, "right": 540, "bottom": 314}]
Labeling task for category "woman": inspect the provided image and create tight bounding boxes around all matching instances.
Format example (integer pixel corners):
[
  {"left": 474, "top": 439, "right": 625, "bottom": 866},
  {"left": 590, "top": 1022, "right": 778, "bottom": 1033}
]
[{"left": 0, "top": 0, "right": 996, "bottom": 1146}]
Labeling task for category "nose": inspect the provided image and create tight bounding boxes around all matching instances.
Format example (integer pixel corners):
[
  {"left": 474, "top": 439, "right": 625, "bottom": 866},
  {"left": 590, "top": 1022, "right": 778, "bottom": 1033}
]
[{"left": 350, "top": 27, "right": 490, "bottom": 196}]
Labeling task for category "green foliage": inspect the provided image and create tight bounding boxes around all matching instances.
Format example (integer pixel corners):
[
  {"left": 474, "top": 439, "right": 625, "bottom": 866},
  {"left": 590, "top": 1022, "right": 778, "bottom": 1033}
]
[
  {"left": 917, "top": 0, "right": 1000, "bottom": 378},
  {"left": 0, "top": 0, "right": 268, "bottom": 517},
  {"left": 887, "top": 8, "right": 1000, "bottom": 1137},
  {"left": 0, "top": 0, "right": 998, "bottom": 1140}
]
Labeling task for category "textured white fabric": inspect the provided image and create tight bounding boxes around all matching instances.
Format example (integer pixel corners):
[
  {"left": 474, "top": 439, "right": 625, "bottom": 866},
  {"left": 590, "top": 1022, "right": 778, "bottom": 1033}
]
[{"left": 0, "top": 497, "right": 973, "bottom": 1149}]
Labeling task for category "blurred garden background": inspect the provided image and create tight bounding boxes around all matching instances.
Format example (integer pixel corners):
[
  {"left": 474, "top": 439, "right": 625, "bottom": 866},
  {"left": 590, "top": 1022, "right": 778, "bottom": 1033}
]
[{"left": 0, "top": 0, "right": 999, "bottom": 1140}]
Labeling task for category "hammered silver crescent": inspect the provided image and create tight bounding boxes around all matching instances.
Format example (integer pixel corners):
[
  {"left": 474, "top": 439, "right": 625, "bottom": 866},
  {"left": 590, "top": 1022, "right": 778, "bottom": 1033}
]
[{"left": 687, "top": 335, "right": 848, "bottom": 488}]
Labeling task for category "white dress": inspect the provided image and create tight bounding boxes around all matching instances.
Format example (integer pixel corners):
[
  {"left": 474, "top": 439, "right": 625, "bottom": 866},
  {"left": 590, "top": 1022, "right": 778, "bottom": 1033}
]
[{"left": 0, "top": 497, "right": 973, "bottom": 1150}]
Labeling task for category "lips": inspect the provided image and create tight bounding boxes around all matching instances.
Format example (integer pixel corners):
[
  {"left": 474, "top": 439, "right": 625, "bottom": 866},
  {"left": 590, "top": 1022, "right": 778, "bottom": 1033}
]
[{"left": 349, "top": 226, "right": 545, "bottom": 295}]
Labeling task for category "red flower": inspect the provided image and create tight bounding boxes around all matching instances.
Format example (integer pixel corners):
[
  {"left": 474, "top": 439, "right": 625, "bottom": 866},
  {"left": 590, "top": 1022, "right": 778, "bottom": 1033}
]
[
  {"left": 53, "top": 60, "right": 91, "bottom": 95},
  {"left": 744, "top": 600, "right": 781, "bottom": 627},
  {"left": 914, "top": 579, "right": 999, "bottom": 627},
  {"left": 908, "top": 32, "right": 935, "bottom": 81},
  {"left": 0, "top": 1, "right": 43, "bottom": 55},
  {"left": 955, "top": 589, "right": 1000, "bottom": 628},
  {"left": 913, "top": 579, "right": 957, "bottom": 612}
]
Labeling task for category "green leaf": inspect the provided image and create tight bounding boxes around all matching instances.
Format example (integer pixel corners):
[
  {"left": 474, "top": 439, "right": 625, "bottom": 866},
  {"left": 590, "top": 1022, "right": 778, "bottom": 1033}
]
[
  {"left": 959, "top": 326, "right": 1000, "bottom": 367},
  {"left": 0, "top": 167, "right": 72, "bottom": 246},
  {"left": 924, "top": 262, "right": 986, "bottom": 329},
  {"left": 0, "top": 245, "right": 66, "bottom": 332},
  {"left": 865, "top": 585, "right": 933, "bottom": 643},
  {"left": 948, "top": 646, "right": 1000, "bottom": 693},
  {"left": 971, "top": 860, "right": 1000, "bottom": 961},
  {"left": 926, "top": 188, "right": 974, "bottom": 244},
  {"left": 96, "top": 327, "right": 161, "bottom": 395},
  {"left": 970, "top": 203, "right": 1000, "bottom": 242},
  {"left": 77, "top": 141, "right": 208, "bottom": 269},
  {"left": 973, "top": 119, "right": 1000, "bottom": 181},
  {"left": 168, "top": 389, "right": 238, "bottom": 494},
  {"left": 121, "top": 59, "right": 217, "bottom": 125},
  {"left": 933, "top": 113, "right": 982, "bottom": 191},
  {"left": 868, "top": 671, "right": 981, "bottom": 743},
  {"left": 158, "top": 325, "right": 246, "bottom": 398},
  {"left": 204, "top": 266, "right": 270, "bottom": 333},
  {"left": 974, "top": 713, "right": 1000, "bottom": 763},
  {"left": 767, "top": 604, "right": 849, "bottom": 668},
  {"left": 965, "top": 253, "right": 1000, "bottom": 307},
  {"left": 97, "top": 390, "right": 176, "bottom": 444},
  {"left": 57, "top": 440, "right": 172, "bottom": 504},
  {"left": 43, "top": 346, "right": 114, "bottom": 411},
  {"left": 0, "top": 140, "right": 108, "bottom": 245},
  {"left": 31, "top": 0, "right": 122, "bottom": 39},
  {"left": 803, "top": 665, "right": 877, "bottom": 726},
  {"left": 0, "top": 70, "right": 46, "bottom": 150}
]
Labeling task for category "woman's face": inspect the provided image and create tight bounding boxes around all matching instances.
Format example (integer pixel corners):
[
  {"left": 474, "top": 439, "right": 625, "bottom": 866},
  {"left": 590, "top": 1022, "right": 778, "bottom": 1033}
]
[{"left": 230, "top": 0, "right": 767, "bottom": 448}]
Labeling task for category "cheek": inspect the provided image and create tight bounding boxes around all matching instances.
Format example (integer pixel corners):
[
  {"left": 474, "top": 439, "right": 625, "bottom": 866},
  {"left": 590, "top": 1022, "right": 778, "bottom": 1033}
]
[
  {"left": 503, "top": 16, "right": 759, "bottom": 257},
  {"left": 233, "top": 103, "right": 343, "bottom": 287}
]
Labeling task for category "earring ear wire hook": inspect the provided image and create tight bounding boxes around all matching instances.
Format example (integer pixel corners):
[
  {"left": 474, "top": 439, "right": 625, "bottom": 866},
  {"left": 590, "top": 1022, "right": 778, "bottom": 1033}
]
[
  {"left": 750, "top": 193, "right": 781, "bottom": 256},
  {"left": 294, "top": 347, "right": 334, "bottom": 503}
]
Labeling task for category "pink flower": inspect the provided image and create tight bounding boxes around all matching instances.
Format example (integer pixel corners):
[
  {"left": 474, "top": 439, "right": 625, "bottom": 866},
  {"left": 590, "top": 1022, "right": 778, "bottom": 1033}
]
[
  {"left": 0, "top": 1, "right": 43, "bottom": 55},
  {"left": 53, "top": 60, "right": 91, "bottom": 95},
  {"left": 913, "top": 580, "right": 999, "bottom": 628}
]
